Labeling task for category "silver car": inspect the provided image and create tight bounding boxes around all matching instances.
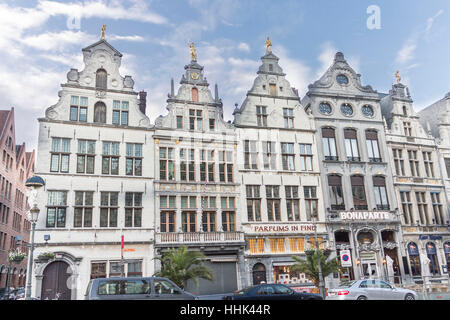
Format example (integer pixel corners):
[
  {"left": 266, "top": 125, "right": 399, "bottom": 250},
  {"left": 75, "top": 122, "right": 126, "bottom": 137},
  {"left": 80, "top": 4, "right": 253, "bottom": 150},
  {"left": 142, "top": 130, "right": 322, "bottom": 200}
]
[{"left": 326, "top": 280, "right": 419, "bottom": 300}]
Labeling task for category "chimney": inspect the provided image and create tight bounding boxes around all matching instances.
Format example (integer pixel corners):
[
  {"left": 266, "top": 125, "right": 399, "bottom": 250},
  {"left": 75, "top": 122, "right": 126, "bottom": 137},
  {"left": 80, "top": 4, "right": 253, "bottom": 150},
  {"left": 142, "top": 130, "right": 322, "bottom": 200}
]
[{"left": 139, "top": 90, "right": 147, "bottom": 115}]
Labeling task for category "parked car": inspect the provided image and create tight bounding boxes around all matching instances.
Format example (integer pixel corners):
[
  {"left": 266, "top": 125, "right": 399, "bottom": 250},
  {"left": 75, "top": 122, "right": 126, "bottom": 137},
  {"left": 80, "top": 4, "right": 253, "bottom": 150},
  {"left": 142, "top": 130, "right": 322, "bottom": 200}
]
[
  {"left": 85, "top": 277, "right": 197, "bottom": 300},
  {"left": 225, "top": 283, "right": 323, "bottom": 300},
  {"left": 326, "top": 280, "right": 418, "bottom": 300},
  {"left": 11, "top": 288, "right": 25, "bottom": 300}
]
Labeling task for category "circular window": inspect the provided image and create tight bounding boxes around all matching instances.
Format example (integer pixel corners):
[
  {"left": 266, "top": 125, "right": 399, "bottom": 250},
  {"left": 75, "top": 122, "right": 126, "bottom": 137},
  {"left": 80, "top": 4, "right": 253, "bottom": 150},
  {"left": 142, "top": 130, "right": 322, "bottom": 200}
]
[
  {"left": 362, "top": 105, "right": 374, "bottom": 117},
  {"left": 319, "top": 102, "right": 332, "bottom": 115},
  {"left": 357, "top": 231, "right": 374, "bottom": 245},
  {"left": 336, "top": 74, "right": 349, "bottom": 85},
  {"left": 340, "top": 103, "right": 353, "bottom": 116}
]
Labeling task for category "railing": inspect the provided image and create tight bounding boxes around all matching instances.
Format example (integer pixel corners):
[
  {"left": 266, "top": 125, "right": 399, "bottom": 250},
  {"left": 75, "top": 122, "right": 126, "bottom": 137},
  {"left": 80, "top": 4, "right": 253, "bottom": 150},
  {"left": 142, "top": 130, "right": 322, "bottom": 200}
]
[{"left": 156, "top": 232, "right": 245, "bottom": 244}]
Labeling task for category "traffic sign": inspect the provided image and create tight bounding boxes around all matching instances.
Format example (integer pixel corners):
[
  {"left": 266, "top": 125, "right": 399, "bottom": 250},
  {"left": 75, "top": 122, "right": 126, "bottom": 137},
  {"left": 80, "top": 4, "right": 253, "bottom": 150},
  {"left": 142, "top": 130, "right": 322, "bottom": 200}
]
[{"left": 340, "top": 250, "right": 352, "bottom": 267}]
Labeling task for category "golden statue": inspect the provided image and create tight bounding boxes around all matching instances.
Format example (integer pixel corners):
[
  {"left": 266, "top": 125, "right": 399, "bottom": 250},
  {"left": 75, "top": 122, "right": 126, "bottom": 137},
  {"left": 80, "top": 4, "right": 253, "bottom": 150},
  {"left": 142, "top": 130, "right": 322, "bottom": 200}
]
[
  {"left": 395, "top": 70, "right": 401, "bottom": 84},
  {"left": 188, "top": 41, "right": 197, "bottom": 61},
  {"left": 101, "top": 24, "right": 106, "bottom": 39},
  {"left": 266, "top": 37, "right": 272, "bottom": 53}
]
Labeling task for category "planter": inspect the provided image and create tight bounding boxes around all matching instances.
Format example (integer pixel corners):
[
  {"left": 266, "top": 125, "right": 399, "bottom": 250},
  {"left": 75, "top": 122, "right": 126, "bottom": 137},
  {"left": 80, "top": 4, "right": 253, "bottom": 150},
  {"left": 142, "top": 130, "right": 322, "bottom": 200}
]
[{"left": 11, "top": 258, "right": 25, "bottom": 264}]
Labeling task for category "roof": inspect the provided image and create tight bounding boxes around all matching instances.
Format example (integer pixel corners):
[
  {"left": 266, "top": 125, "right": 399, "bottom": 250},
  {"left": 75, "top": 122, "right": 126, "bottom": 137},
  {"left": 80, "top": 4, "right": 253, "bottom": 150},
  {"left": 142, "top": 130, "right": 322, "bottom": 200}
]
[{"left": 82, "top": 39, "right": 123, "bottom": 57}]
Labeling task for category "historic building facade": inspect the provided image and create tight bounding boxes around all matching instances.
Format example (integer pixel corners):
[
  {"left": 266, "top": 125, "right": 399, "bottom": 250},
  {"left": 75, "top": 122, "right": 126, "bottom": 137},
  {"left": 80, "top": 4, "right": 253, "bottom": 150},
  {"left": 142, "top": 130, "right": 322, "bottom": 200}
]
[
  {"left": 0, "top": 108, "right": 35, "bottom": 292},
  {"left": 32, "top": 38, "right": 154, "bottom": 300},
  {"left": 302, "top": 52, "right": 404, "bottom": 286},
  {"left": 381, "top": 83, "right": 449, "bottom": 282},
  {"left": 234, "top": 49, "right": 326, "bottom": 287},
  {"left": 153, "top": 51, "right": 245, "bottom": 295}
]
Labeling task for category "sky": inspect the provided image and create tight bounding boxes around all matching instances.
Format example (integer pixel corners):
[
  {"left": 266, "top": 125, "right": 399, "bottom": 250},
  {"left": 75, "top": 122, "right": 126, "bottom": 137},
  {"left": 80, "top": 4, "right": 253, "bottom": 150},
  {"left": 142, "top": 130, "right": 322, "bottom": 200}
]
[{"left": 0, "top": 0, "right": 449, "bottom": 151}]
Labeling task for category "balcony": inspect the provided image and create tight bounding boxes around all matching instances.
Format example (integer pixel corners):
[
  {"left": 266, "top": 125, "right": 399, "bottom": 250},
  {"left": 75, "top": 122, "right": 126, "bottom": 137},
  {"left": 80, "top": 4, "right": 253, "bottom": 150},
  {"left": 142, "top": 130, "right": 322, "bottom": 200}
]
[{"left": 155, "top": 232, "right": 245, "bottom": 246}]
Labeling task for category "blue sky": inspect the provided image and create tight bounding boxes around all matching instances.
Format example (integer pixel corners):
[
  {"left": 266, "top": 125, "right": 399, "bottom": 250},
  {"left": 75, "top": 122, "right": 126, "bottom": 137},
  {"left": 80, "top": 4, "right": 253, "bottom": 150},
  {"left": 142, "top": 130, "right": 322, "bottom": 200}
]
[{"left": 0, "top": 0, "right": 449, "bottom": 149}]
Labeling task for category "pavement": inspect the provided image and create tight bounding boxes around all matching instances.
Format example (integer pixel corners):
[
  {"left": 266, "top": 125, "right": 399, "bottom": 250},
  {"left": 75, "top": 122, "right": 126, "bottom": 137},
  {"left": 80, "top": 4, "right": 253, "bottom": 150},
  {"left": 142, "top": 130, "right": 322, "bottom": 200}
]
[{"left": 416, "top": 292, "right": 450, "bottom": 300}]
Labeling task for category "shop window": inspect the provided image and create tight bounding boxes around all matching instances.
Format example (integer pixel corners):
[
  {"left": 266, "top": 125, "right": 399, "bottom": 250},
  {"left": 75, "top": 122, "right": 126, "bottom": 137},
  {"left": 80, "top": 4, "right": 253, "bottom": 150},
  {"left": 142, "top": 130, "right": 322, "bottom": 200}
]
[
  {"left": 426, "top": 242, "right": 440, "bottom": 275},
  {"left": 274, "top": 266, "right": 309, "bottom": 285},
  {"left": 334, "top": 231, "right": 350, "bottom": 243},
  {"left": 407, "top": 242, "right": 421, "bottom": 276}
]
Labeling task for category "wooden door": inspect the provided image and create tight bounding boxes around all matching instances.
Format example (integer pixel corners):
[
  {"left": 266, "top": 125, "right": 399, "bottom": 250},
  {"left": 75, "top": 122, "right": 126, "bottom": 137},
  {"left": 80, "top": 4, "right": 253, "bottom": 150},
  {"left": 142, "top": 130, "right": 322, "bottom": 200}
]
[{"left": 41, "top": 261, "right": 72, "bottom": 300}]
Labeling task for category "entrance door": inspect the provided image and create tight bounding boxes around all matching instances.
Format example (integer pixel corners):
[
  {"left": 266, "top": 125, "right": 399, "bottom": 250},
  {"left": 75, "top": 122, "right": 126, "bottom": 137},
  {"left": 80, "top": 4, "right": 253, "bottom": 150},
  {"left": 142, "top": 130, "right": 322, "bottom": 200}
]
[
  {"left": 361, "top": 261, "right": 378, "bottom": 278},
  {"left": 41, "top": 261, "right": 72, "bottom": 300},
  {"left": 252, "top": 263, "right": 267, "bottom": 285}
]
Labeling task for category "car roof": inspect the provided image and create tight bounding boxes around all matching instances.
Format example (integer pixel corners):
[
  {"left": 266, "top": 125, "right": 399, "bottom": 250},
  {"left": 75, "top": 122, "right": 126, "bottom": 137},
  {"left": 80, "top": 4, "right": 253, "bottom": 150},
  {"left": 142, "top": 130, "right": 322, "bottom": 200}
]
[{"left": 92, "top": 276, "right": 171, "bottom": 282}]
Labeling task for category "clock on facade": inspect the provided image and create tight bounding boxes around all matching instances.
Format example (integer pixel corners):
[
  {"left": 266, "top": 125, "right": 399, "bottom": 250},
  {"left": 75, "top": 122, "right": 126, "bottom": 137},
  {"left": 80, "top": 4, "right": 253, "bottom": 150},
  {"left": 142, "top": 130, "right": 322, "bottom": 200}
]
[
  {"left": 191, "top": 72, "right": 199, "bottom": 80},
  {"left": 362, "top": 104, "right": 374, "bottom": 117},
  {"left": 340, "top": 103, "right": 353, "bottom": 116},
  {"left": 336, "top": 74, "right": 349, "bottom": 85},
  {"left": 319, "top": 102, "right": 332, "bottom": 115}
]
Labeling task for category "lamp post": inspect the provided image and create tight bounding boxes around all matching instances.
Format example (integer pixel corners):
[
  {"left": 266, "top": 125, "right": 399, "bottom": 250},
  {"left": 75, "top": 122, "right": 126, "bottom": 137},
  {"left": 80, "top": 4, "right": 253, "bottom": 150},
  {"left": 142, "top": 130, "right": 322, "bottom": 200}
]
[
  {"left": 312, "top": 217, "right": 325, "bottom": 299},
  {"left": 24, "top": 176, "right": 45, "bottom": 300}
]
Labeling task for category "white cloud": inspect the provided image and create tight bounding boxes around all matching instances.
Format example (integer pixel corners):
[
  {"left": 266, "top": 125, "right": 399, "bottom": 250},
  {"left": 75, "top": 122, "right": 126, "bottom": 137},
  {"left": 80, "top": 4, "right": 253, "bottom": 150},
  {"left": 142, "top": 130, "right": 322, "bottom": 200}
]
[
  {"left": 237, "top": 42, "right": 251, "bottom": 52},
  {"left": 425, "top": 9, "right": 444, "bottom": 33},
  {"left": 396, "top": 42, "right": 417, "bottom": 64},
  {"left": 21, "top": 30, "right": 96, "bottom": 51},
  {"left": 316, "top": 42, "right": 337, "bottom": 78}
]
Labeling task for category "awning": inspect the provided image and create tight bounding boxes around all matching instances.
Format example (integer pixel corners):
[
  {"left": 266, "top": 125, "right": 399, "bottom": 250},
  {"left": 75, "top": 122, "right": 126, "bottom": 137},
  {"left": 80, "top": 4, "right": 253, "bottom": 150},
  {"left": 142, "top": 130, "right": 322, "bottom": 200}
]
[
  {"left": 272, "top": 262, "right": 295, "bottom": 267},
  {"left": 209, "top": 256, "right": 237, "bottom": 263}
]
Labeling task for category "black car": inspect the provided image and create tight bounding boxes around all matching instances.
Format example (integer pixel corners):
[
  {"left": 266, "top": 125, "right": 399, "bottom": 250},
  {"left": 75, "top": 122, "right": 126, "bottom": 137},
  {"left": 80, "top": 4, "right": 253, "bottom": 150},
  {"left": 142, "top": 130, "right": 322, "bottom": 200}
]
[{"left": 225, "top": 284, "right": 323, "bottom": 300}]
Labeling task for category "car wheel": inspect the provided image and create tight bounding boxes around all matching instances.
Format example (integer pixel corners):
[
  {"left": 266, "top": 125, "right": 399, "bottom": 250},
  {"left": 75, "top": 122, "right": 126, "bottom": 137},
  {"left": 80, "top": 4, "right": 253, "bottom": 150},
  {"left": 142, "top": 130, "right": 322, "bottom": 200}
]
[
  {"left": 357, "top": 296, "right": 367, "bottom": 300},
  {"left": 404, "top": 294, "right": 415, "bottom": 301}
]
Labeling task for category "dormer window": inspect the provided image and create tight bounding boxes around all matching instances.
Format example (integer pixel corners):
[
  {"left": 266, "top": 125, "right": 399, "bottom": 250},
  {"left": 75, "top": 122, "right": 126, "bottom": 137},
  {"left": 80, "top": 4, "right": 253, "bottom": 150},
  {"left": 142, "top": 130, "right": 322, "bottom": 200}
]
[
  {"left": 192, "top": 88, "right": 199, "bottom": 102},
  {"left": 96, "top": 69, "right": 107, "bottom": 90},
  {"left": 94, "top": 102, "right": 106, "bottom": 123}
]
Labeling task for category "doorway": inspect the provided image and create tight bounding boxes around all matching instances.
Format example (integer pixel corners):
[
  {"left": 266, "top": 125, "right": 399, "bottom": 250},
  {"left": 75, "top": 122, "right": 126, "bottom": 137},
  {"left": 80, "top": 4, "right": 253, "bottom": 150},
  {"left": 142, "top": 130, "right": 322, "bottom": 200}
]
[
  {"left": 361, "top": 261, "right": 378, "bottom": 278},
  {"left": 252, "top": 263, "right": 267, "bottom": 285},
  {"left": 41, "top": 261, "right": 72, "bottom": 300}
]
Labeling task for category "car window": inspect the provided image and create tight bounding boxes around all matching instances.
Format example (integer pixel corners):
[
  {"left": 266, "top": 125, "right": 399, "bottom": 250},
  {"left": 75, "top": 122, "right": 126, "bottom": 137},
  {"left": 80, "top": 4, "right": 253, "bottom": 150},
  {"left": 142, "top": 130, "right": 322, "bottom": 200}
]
[
  {"left": 153, "top": 280, "right": 180, "bottom": 294},
  {"left": 256, "top": 285, "right": 275, "bottom": 295},
  {"left": 359, "top": 280, "right": 368, "bottom": 288},
  {"left": 97, "top": 279, "right": 150, "bottom": 295},
  {"left": 376, "top": 281, "right": 391, "bottom": 289},
  {"left": 274, "top": 285, "right": 293, "bottom": 294},
  {"left": 339, "top": 281, "right": 357, "bottom": 288}
]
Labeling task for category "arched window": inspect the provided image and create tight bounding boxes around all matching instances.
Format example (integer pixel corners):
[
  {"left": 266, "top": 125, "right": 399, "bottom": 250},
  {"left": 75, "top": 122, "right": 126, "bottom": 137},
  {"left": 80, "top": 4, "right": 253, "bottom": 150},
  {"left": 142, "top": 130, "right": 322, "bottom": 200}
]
[
  {"left": 350, "top": 175, "right": 367, "bottom": 210},
  {"left": 328, "top": 174, "right": 344, "bottom": 210},
  {"left": 426, "top": 242, "right": 440, "bottom": 275},
  {"left": 94, "top": 102, "right": 106, "bottom": 123},
  {"left": 252, "top": 263, "right": 267, "bottom": 285},
  {"left": 373, "top": 176, "right": 389, "bottom": 210},
  {"left": 408, "top": 242, "right": 421, "bottom": 276},
  {"left": 191, "top": 88, "right": 199, "bottom": 102},
  {"left": 96, "top": 69, "right": 107, "bottom": 90},
  {"left": 444, "top": 242, "right": 450, "bottom": 271}
]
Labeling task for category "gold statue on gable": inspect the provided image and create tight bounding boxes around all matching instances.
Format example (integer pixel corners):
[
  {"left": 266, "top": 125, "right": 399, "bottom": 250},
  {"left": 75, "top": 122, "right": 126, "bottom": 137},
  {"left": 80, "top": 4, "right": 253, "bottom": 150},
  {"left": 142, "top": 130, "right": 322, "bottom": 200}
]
[
  {"left": 188, "top": 41, "right": 197, "bottom": 61},
  {"left": 101, "top": 25, "right": 106, "bottom": 39},
  {"left": 395, "top": 70, "right": 401, "bottom": 84},
  {"left": 266, "top": 37, "right": 272, "bottom": 53}
]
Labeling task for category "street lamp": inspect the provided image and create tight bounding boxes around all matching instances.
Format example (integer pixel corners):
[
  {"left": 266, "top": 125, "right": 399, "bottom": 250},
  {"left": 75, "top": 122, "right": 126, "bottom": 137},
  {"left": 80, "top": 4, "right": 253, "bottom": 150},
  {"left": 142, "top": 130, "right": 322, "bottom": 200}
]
[{"left": 24, "top": 175, "right": 45, "bottom": 300}]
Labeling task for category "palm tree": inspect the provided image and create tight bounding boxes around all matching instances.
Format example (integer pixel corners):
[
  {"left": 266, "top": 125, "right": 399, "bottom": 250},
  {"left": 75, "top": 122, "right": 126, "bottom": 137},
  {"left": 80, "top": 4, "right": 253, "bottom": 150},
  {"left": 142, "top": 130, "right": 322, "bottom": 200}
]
[
  {"left": 291, "top": 248, "right": 341, "bottom": 288},
  {"left": 154, "top": 246, "right": 214, "bottom": 290}
]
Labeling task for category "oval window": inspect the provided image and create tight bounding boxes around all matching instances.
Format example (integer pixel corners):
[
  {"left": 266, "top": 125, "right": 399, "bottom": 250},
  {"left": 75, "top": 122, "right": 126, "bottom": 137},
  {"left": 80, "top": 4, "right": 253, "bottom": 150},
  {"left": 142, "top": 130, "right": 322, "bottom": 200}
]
[
  {"left": 319, "top": 102, "right": 332, "bottom": 115},
  {"left": 362, "top": 105, "right": 374, "bottom": 117},
  {"left": 336, "top": 74, "right": 349, "bottom": 85},
  {"left": 340, "top": 103, "right": 353, "bottom": 116}
]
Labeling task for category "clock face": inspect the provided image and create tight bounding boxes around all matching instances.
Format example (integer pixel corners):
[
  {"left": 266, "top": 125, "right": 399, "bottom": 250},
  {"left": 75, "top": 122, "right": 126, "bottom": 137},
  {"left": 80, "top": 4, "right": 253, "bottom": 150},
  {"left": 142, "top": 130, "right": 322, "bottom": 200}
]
[
  {"left": 319, "top": 102, "right": 332, "bottom": 115},
  {"left": 362, "top": 105, "right": 374, "bottom": 117},
  {"left": 191, "top": 72, "right": 199, "bottom": 80},
  {"left": 340, "top": 103, "right": 353, "bottom": 116}
]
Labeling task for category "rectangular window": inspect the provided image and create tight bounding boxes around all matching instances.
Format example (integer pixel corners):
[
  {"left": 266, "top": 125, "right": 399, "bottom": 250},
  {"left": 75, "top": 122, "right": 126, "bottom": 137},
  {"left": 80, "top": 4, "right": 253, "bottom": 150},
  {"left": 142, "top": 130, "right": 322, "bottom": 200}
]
[
  {"left": 47, "top": 191, "right": 67, "bottom": 228},
  {"left": 344, "top": 129, "right": 360, "bottom": 162},
  {"left": 328, "top": 175, "right": 345, "bottom": 210},
  {"left": 50, "top": 137, "right": 70, "bottom": 173},
  {"left": 269, "top": 84, "right": 277, "bottom": 96},
  {"left": 221, "top": 197, "right": 235, "bottom": 209},
  {"left": 262, "top": 141, "right": 276, "bottom": 170},
  {"left": 445, "top": 158, "right": 450, "bottom": 178},
  {"left": 209, "top": 119, "right": 215, "bottom": 130},
  {"left": 249, "top": 238, "right": 265, "bottom": 254},
  {"left": 373, "top": 176, "right": 389, "bottom": 210},
  {"left": 400, "top": 191, "right": 413, "bottom": 225},
  {"left": 281, "top": 143, "right": 295, "bottom": 171},
  {"left": 70, "top": 96, "right": 88, "bottom": 122},
  {"left": 102, "top": 142, "right": 120, "bottom": 175},
  {"left": 366, "top": 131, "right": 381, "bottom": 162},
  {"left": 304, "top": 186, "right": 318, "bottom": 221},
  {"left": 408, "top": 150, "right": 420, "bottom": 177},
  {"left": 176, "top": 116, "right": 183, "bottom": 129},
  {"left": 244, "top": 140, "right": 258, "bottom": 170},
  {"left": 182, "top": 211, "right": 196, "bottom": 232},
  {"left": 100, "top": 192, "right": 119, "bottom": 228},
  {"left": 290, "top": 238, "right": 304, "bottom": 253},
  {"left": 322, "top": 128, "right": 338, "bottom": 161},
  {"left": 222, "top": 211, "right": 235, "bottom": 232},
  {"left": 256, "top": 106, "right": 267, "bottom": 127},
  {"left": 219, "top": 151, "right": 233, "bottom": 182},
  {"left": 266, "top": 186, "right": 281, "bottom": 221},
  {"left": 202, "top": 212, "right": 216, "bottom": 232},
  {"left": 126, "top": 143, "right": 143, "bottom": 176},
  {"left": 77, "top": 140, "right": 95, "bottom": 174},
  {"left": 285, "top": 186, "right": 300, "bottom": 221},
  {"left": 351, "top": 176, "right": 367, "bottom": 210},
  {"left": 189, "top": 109, "right": 202, "bottom": 130},
  {"left": 393, "top": 149, "right": 405, "bottom": 176},
  {"left": 125, "top": 192, "right": 143, "bottom": 227},
  {"left": 200, "top": 150, "right": 215, "bottom": 182},
  {"left": 160, "top": 211, "right": 175, "bottom": 233},
  {"left": 160, "top": 195, "right": 176, "bottom": 209},
  {"left": 73, "top": 191, "right": 93, "bottom": 228},
  {"left": 283, "top": 108, "right": 294, "bottom": 128},
  {"left": 112, "top": 100, "right": 129, "bottom": 126},
  {"left": 415, "top": 192, "right": 428, "bottom": 225},
  {"left": 423, "top": 152, "right": 434, "bottom": 178},
  {"left": 159, "top": 147, "right": 174, "bottom": 181},
  {"left": 430, "top": 192, "right": 444, "bottom": 225},
  {"left": 299, "top": 144, "right": 313, "bottom": 171},
  {"left": 403, "top": 122, "right": 412, "bottom": 136},
  {"left": 246, "top": 185, "right": 261, "bottom": 222},
  {"left": 181, "top": 196, "right": 197, "bottom": 209},
  {"left": 270, "top": 238, "right": 285, "bottom": 253}
]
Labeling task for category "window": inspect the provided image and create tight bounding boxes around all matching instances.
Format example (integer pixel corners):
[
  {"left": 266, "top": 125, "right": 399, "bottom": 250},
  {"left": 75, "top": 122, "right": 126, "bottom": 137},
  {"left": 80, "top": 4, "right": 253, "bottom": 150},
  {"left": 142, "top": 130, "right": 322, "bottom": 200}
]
[
  {"left": 266, "top": 186, "right": 281, "bottom": 221},
  {"left": 290, "top": 238, "right": 304, "bottom": 253},
  {"left": 127, "top": 261, "right": 143, "bottom": 277},
  {"left": 176, "top": 116, "right": 183, "bottom": 129},
  {"left": 340, "top": 103, "right": 353, "bottom": 116},
  {"left": 322, "top": 128, "right": 338, "bottom": 161},
  {"left": 426, "top": 243, "right": 440, "bottom": 275},
  {"left": 126, "top": 143, "right": 142, "bottom": 176},
  {"left": 159, "top": 147, "right": 174, "bottom": 181},
  {"left": 77, "top": 140, "right": 95, "bottom": 174},
  {"left": 249, "top": 238, "right": 265, "bottom": 254},
  {"left": 283, "top": 108, "right": 294, "bottom": 128},
  {"left": 304, "top": 186, "right": 318, "bottom": 221},
  {"left": 94, "top": 102, "right": 107, "bottom": 123},
  {"left": 191, "top": 88, "right": 199, "bottom": 102},
  {"left": 366, "top": 130, "right": 381, "bottom": 162},
  {"left": 70, "top": 96, "right": 88, "bottom": 122},
  {"left": 102, "top": 142, "right": 120, "bottom": 175},
  {"left": 328, "top": 175, "right": 345, "bottom": 210},
  {"left": 200, "top": 150, "right": 215, "bottom": 182},
  {"left": 401, "top": 191, "right": 413, "bottom": 225},
  {"left": 244, "top": 140, "right": 258, "bottom": 169},
  {"left": 91, "top": 262, "right": 107, "bottom": 279},
  {"left": 189, "top": 109, "right": 202, "bottom": 130},
  {"left": 403, "top": 106, "right": 408, "bottom": 116},
  {"left": 445, "top": 158, "right": 450, "bottom": 178},
  {"left": 403, "top": 122, "right": 412, "bottom": 136},
  {"left": 423, "top": 152, "right": 434, "bottom": 178},
  {"left": 125, "top": 193, "right": 142, "bottom": 228},
  {"left": 351, "top": 176, "right": 367, "bottom": 210},
  {"left": 269, "top": 84, "right": 277, "bottom": 96},
  {"left": 407, "top": 243, "right": 421, "bottom": 276},
  {"left": 160, "top": 211, "right": 175, "bottom": 233},
  {"left": 47, "top": 191, "right": 67, "bottom": 228},
  {"left": 281, "top": 143, "right": 295, "bottom": 171},
  {"left": 202, "top": 212, "right": 216, "bottom": 232},
  {"left": 182, "top": 211, "right": 196, "bottom": 232},
  {"left": 96, "top": 69, "right": 107, "bottom": 90},
  {"left": 408, "top": 150, "right": 420, "bottom": 177},
  {"left": 336, "top": 74, "right": 349, "bottom": 84},
  {"left": 319, "top": 102, "right": 332, "bottom": 115},
  {"left": 256, "top": 106, "right": 267, "bottom": 127},
  {"left": 262, "top": 141, "right": 276, "bottom": 170},
  {"left": 344, "top": 129, "right": 360, "bottom": 162},
  {"left": 180, "top": 149, "right": 195, "bottom": 181},
  {"left": 222, "top": 211, "right": 236, "bottom": 232},
  {"left": 393, "top": 149, "right": 405, "bottom": 176},
  {"left": 219, "top": 151, "right": 233, "bottom": 182},
  {"left": 181, "top": 196, "right": 197, "bottom": 209},
  {"left": 270, "top": 238, "right": 285, "bottom": 253},
  {"left": 154, "top": 279, "right": 179, "bottom": 295},
  {"left": 415, "top": 192, "right": 429, "bottom": 225},
  {"left": 112, "top": 101, "right": 129, "bottom": 126},
  {"left": 50, "top": 138, "right": 70, "bottom": 173},
  {"left": 73, "top": 191, "right": 93, "bottom": 228},
  {"left": 430, "top": 192, "right": 444, "bottom": 225},
  {"left": 285, "top": 186, "right": 300, "bottom": 221},
  {"left": 373, "top": 176, "right": 389, "bottom": 210},
  {"left": 100, "top": 192, "right": 119, "bottom": 228},
  {"left": 209, "top": 119, "right": 215, "bottom": 131},
  {"left": 246, "top": 185, "right": 261, "bottom": 221},
  {"left": 299, "top": 144, "right": 313, "bottom": 171},
  {"left": 221, "top": 197, "right": 235, "bottom": 210}
]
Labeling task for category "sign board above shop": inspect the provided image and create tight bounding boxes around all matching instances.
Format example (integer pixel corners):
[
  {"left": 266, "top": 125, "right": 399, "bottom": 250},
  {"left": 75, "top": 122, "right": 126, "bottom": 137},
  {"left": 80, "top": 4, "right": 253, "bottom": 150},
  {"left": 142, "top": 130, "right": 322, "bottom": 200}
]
[
  {"left": 339, "top": 211, "right": 392, "bottom": 221},
  {"left": 244, "top": 224, "right": 318, "bottom": 233}
]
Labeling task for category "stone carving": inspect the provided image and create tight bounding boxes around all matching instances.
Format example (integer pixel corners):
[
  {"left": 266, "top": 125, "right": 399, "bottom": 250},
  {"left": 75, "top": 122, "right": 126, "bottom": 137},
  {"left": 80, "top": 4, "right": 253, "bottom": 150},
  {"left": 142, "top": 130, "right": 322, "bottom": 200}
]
[
  {"left": 123, "top": 76, "right": 134, "bottom": 89},
  {"left": 383, "top": 241, "right": 397, "bottom": 249},
  {"left": 67, "top": 68, "right": 79, "bottom": 82}
]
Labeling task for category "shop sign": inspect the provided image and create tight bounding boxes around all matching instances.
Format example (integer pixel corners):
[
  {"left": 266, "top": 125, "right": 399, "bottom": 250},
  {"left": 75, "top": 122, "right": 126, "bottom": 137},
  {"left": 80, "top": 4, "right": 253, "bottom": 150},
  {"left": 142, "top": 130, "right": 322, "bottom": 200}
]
[
  {"left": 248, "top": 224, "right": 316, "bottom": 233},
  {"left": 339, "top": 211, "right": 390, "bottom": 220},
  {"left": 340, "top": 250, "right": 352, "bottom": 267}
]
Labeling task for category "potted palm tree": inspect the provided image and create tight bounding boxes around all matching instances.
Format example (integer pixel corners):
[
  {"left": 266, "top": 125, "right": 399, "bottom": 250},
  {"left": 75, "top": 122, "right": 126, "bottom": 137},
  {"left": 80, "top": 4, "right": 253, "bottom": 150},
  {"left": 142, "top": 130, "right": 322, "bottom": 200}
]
[{"left": 154, "top": 246, "right": 214, "bottom": 290}]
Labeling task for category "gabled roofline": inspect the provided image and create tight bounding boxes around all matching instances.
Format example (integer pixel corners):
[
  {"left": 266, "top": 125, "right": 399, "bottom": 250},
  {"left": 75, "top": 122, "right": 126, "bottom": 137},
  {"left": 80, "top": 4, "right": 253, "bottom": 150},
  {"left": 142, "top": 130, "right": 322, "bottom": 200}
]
[{"left": 82, "top": 39, "right": 123, "bottom": 57}]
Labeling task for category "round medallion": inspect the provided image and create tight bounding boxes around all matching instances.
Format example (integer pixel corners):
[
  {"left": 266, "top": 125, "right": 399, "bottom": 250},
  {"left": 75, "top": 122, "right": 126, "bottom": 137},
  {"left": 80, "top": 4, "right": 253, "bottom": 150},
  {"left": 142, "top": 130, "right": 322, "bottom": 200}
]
[
  {"left": 340, "top": 103, "right": 353, "bottom": 116},
  {"left": 98, "top": 55, "right": 106, "bottom": 63},
  {"left": 319, "top": 102, "right": 332, "bottom": 115},
  {"left": 191, "top": 72, "right": 199, "bottom": 80},
  {"left": 84, "top": 77, "right": 92, "bottom": 84},
  {"left": 362, "top": 104, "right": 374, "bottom": 117},
  {"left": 336, "top": 74, "right": 349, "bottom": 85},
  {"left": 111, "top": 79, "right": 118, "bottom": 87}
]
